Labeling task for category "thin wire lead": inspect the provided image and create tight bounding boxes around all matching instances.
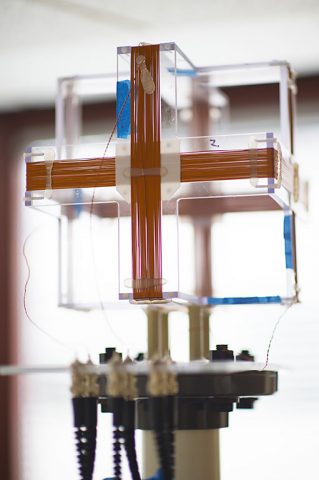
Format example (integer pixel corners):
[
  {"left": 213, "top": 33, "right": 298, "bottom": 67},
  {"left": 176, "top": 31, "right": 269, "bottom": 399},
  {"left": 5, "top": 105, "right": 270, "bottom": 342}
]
[
  {"left": 23, "top": 229, "right": 75, "bottom": 353},
  {"left": 88, "top": 87, "right": 132, "bottom": 351},
  {"left": 262, "top": 304, "right": 292, "bottom": 370}
]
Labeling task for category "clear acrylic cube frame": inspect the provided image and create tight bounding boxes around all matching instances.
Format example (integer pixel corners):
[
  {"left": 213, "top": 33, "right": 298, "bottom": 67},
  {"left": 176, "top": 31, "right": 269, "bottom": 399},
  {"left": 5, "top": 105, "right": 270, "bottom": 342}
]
[{"left": 25, "top": 43, "right": 301, "bottom": 309}]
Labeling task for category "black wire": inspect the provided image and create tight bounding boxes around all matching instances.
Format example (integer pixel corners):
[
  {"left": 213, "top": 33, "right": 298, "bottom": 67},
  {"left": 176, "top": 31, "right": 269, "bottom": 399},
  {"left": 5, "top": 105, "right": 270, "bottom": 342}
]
[
  {"left": 72, "top": 397, "right": 97, "bottom": 480},
  {"left": 113, "top": 426, "right": 122, "bottom": 480},
  {"left": 151, "top": 396, "right": 172, "bottom": 480},
  {"left": 74, "top": 426, "right": 97, "bottom": 480},
  {"left": 154, "top": 429, "right": 171, "bottom": 480},
  {"left": 122, "top": 399, "right": 141, "bottom": 480},
  {"left": 165, "top": 396, "right": 176, "bottom": 480},
  {"left": 165, "top": 429, "right": 175, "bottom": 480},
  {"left": 111, "top": 397, "right": 124, "bottom": 480},
  {"left": 124, "top": 428, "right": 141, "bottom": 480}
]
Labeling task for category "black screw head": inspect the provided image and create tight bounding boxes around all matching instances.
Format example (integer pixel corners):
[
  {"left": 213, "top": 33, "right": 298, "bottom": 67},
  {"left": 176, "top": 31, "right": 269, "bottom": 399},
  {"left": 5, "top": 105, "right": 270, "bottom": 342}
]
[
  {"left": 210, "top": 345, "right": 234, "bottom": 361},
  {"left": 99, "top": 347, "right": 118, "bottom": 364},
  {"left": 135, "top": 353, "right": 144, "bottom": 361},
  {"left": 236, "top": 350, "right": 255, "bottom": 362}
]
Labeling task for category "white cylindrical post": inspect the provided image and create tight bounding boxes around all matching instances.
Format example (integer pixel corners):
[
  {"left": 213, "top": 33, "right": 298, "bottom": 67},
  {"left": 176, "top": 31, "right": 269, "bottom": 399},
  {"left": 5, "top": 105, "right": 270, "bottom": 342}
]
[
  {"left": 176, "top": 430, "right": 220, "bottom": 480},
  {"left": 141, "top": 308, "right": 170, "bottom": 478}
]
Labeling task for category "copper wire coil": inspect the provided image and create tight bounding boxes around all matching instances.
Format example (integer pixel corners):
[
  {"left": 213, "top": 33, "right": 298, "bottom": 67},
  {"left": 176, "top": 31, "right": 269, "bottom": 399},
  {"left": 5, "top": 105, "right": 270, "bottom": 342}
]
[
  {"left": 26, "top": 147, "right": 277, "bottom": 192},
  {"left": 130, "top": 44, "right": 162, "bottom": 301}
]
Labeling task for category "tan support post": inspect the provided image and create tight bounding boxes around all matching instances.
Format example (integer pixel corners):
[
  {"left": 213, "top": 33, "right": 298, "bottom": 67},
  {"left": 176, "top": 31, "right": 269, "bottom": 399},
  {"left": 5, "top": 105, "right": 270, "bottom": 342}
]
[
  {"left": 189, "top": 305, "right": 210, "bottom": 360},
  {"left": 147, "top": 308, "right": 169, "bottom": 358},
  {"left": 142, "top": 307, "right": 170, "bottom": 477},
  {"left": 179, "top": 305, "right": 220, "bottom": 480},
  {"left": 176, "top": 430, "right": 220, "bottom": 480}
]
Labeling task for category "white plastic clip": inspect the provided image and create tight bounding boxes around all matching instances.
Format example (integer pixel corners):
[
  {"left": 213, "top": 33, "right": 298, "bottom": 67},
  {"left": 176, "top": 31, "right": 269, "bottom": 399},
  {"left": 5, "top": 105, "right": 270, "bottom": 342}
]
[
  {"left": 115, "top": 141, "right": 131, "bottom": 203},
  {"left": 44, "top": 148, "right": 55, "bottom": 199},
  {"left": 161, "top": 139, "right": 180, "bottom": 200}
]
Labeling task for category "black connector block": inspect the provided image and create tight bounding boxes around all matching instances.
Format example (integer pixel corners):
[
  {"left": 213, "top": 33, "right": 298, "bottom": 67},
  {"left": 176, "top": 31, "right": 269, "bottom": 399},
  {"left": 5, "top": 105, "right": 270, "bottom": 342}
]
[
  {"left": 237, "top": 397, "right": 258, "bottom": 409},
  {"left": 99, "top": 347, "right": 117, "bottom": 364},
  {"left": 236, "top": 349, "right": 255, "bottom": 362},
  {"left": 210, "top": 344, "right": 234, "bottom": 361}
]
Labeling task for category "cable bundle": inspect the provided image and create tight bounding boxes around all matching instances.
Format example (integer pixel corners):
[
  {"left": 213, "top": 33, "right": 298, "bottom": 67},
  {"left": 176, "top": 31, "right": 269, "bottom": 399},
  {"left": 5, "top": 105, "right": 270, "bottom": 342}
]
[
  {"left": 70, "top": 360, "right": 99, "bottom": 480},
  {"left": 107, "top": 354, "right": 141, "bottom": 480},
  {"left": 123, "top": 357, "right": 141, "bottom": 480},
  {"left": 73, "top": 397, "right": 98, "bottom": 480},
  {"left": 148, "top": 358, "right": 178, "bottom": 480}
]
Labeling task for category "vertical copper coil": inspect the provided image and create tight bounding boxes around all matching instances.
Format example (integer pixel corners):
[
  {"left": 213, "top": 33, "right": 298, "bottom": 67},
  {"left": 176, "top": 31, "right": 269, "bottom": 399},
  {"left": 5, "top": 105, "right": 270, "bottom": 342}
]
[{"left": 130, "top": 44, "right": 163, "bottom": 301}]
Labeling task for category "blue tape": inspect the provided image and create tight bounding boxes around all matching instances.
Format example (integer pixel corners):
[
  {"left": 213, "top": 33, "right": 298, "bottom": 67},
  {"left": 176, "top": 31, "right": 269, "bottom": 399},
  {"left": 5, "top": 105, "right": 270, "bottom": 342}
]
[
  {"left": 24, "top": 146, "right": 32, "bottom": 162},
  {"left": 73, "top": 188, "right": 83, "bottom": 217},
  {"left": 145, "top": 469, "right": 163, "bottom": 480},
  {"left": 206, "top": 296, "right": 282, "bottom": 305},
  {"left": 103, "top": 469, "right": 163, "bottom": 480},
  {"left": 116, "top": 80, "right": 131, "bottom": 139},
  {"left": 284, "top": 215, "right": 293, "bottom": 269},
  {"left": 167, "top": 67, "right": 197, "bottom": 77}
]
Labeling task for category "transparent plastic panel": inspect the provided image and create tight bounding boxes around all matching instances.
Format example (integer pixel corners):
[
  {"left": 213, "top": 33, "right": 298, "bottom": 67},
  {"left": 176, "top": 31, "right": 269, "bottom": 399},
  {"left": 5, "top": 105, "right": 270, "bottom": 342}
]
[
  {"left": 160, "top": 46, "right": 178, "bottom": 137},
  {"left": 195, "top": 62, "right": 295, "bottom": 156},
  {"left": 56, "top": 73, "right": 117, "bottom": 152},
  {"left": 117, "top": 42, "right": 183, "bottom": 139},
  {"left": 177, "top": 205, "right": 297, "bottom": 305},
  {"left": 197, "top": 62, "right": 285, "bottom": 86},
  {"left": 176, "top": 54, "right": 229, "bottom": 138},
  {"left": 59, "top": 209, "right": 119, "bottom": 308}
]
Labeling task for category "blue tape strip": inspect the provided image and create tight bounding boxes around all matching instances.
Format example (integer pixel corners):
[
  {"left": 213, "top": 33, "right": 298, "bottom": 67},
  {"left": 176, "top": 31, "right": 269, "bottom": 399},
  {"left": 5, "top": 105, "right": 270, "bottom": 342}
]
[
  {"left": 116, "top": 80, "right": 131, "bottom": 139},
  {"left": 206, "top": 296, "right": 282, "bottom": 305},
  {"left": 284, "top": 215, "right": 293, "bottom": 269},
  {"left": 145, "top": 469, "right": 163, "bottom": 480},
  {"left": 103, "top": 469, "right": 163, "bottom": 480},
  {"left": 167, "top": 67, "right": 197, "bottom": 77},
  {"left": 24, "top": 146, "right": 32, "bottom": 163},
  {"left": 73, "top": 188, "right": 83, "bottom": 217}
]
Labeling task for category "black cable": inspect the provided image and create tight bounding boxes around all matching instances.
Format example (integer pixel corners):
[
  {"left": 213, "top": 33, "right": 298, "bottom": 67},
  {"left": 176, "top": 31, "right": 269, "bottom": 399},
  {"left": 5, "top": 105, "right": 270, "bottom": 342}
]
[
  {"left": 151, "top": 396, "right": 172, "bottom": 480},
  {"left": 123, "top": 400, "right": 141, "bottom": 480},
  {"left": 155, "top": 429, "right": 171, "bottom": 480},
  {"left": 165, "top": 395, "right": 176, "bottom": 480},
  {"left": 111, "top": 397, "right": 124, "bottom": 480},
  {"left": 113, "top": 426, "right": 122, "bottom": 480},
  {"left": 72, "top": 397, "right": 98, "bottom": 480},
  {"left": 124, "top": 428, "right": 141, "bottom": 480}
]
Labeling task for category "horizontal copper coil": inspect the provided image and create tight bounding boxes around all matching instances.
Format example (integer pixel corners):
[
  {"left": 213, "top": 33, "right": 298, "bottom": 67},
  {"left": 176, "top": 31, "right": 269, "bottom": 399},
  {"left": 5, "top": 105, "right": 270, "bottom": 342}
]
[{"left": 26, "top": 147, "right": 278, "bottom": 192}]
